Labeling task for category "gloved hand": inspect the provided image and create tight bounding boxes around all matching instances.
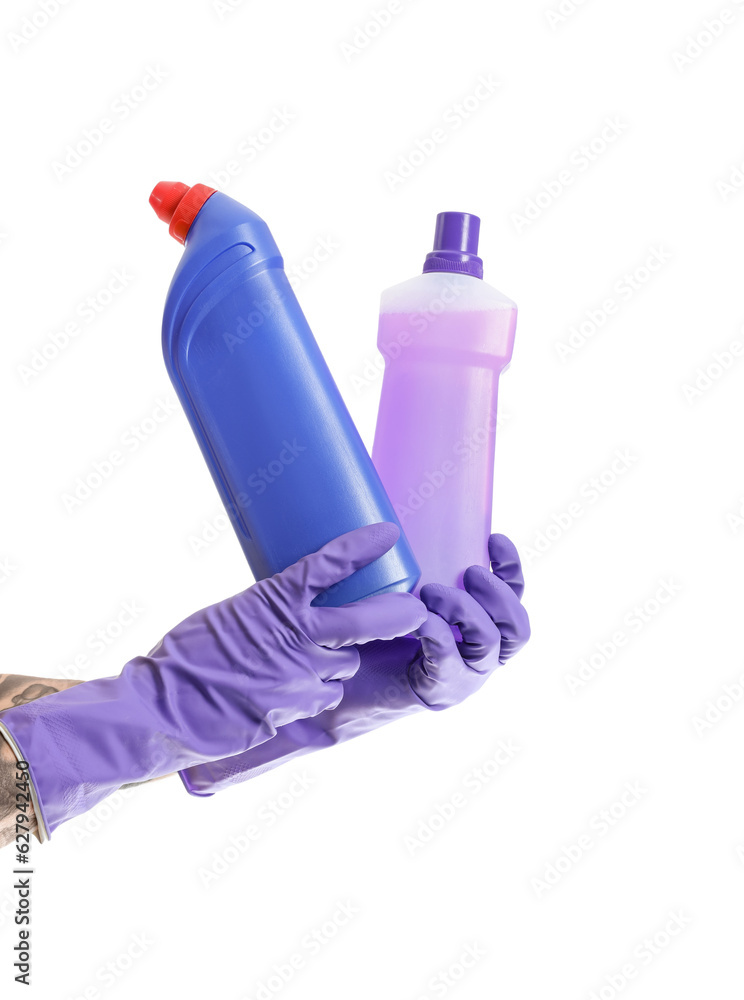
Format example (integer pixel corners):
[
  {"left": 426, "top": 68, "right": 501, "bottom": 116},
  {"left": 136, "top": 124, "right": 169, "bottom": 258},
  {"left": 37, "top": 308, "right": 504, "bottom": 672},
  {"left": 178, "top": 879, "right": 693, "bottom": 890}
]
[
  {"left": 0, "top": 524, "right": 426, "bottom": 840},
  {"left": 180, "top": 534, "right": 529, "bottom": 794}
]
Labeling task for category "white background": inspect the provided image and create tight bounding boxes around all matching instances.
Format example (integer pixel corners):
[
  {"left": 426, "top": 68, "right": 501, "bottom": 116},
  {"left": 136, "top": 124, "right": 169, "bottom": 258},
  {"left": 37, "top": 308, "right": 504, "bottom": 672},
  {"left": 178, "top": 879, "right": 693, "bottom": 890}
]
[{"left": 1, "top": 0, "right": 743, "bottom": 998}]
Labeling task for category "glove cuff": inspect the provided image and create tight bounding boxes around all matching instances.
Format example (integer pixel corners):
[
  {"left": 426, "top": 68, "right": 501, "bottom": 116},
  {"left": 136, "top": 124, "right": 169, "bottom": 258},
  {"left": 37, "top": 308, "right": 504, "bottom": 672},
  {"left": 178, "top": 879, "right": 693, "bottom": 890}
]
[
  {"left": 0, "top": 707, "right": 66, "bottom": 842},
  {"left": 0, "top": 671, "right": 181, "bottom": 838},
  {"left": 0, "top": 716, "right": 51, "bottom": 842}
]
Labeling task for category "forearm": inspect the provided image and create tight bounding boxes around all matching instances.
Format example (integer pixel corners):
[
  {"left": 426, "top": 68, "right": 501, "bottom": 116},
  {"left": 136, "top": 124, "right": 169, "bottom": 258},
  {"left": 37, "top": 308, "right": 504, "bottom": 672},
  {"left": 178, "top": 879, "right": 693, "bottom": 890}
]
[
  {"left": 0, "top": 674, "right": 82, "bottom": 849},
  {"left": 0, "top": 673, "right": 174, "bottom": 848},
  {"left": 0, "top": 737, "right": 37, "bottom": 848}
]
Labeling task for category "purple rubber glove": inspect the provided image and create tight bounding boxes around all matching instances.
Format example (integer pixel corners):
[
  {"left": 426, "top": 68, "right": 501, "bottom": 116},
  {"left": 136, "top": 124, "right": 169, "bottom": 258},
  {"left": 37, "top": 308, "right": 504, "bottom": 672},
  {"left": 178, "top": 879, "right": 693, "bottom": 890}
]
[
  {"left": 0, "top": 524, "right": 426, "bottom": 840},
  {"left": 181, "top": 534, "right": 530, "bottom": 794}
]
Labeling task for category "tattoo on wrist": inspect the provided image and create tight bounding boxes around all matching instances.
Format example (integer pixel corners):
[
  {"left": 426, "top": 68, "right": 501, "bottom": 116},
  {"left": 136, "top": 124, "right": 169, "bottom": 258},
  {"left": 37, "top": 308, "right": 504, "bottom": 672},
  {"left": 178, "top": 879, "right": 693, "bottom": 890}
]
[
  {"left": 0, "top": 673, "right": 79, "bottom": 848},
  {"left": 0, "top": 674, "right": 80, "bottom": 712}
]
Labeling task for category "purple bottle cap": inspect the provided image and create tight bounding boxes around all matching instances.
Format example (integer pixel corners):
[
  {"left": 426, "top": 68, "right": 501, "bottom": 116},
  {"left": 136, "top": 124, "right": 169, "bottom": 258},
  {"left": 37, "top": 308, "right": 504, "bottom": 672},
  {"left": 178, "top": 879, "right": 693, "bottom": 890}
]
[{"left": 423, "top": 212, "right": 483, "bottom": 279}]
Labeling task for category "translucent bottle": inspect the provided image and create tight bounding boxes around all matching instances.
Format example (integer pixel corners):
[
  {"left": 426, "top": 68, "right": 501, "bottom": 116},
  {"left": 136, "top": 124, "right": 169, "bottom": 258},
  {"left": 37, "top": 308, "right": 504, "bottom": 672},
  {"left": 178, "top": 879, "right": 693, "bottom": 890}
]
[{"left": 372, "top": 212, "right": 517, "bottom": 590}]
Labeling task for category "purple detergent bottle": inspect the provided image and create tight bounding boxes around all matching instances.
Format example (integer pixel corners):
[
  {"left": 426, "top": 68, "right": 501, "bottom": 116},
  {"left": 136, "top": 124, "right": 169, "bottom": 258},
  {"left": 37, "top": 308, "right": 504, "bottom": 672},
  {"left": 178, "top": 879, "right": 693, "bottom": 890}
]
[{"left": 372, "top": 213, "right": 517, "bottom": 591}]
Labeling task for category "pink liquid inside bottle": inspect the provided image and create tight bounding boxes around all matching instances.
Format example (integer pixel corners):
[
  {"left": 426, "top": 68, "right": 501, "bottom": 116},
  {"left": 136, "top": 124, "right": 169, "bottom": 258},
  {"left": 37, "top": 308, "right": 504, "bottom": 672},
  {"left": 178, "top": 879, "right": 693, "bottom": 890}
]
[{"left": 372, "top": 213, "right": 517, "bottom": 591}]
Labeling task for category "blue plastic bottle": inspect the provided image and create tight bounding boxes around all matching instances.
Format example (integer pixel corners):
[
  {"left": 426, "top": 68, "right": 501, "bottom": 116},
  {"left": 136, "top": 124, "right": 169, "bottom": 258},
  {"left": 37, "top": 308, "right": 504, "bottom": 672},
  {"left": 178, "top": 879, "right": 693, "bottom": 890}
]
[{"left": 150, "top": 181, "right": 420, "bottom": 606}]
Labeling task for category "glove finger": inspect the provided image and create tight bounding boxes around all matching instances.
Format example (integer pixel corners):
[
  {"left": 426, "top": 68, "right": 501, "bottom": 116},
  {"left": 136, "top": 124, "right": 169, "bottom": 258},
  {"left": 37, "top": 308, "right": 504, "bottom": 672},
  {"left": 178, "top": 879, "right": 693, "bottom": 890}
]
[
  {"left": 311, "top": 677, "right": 347, "bottom": 713},
  {"left": 271, "top": 675, "right": 348, "bottom": 718},
  {"left": 312, "top": 646, "right": 361, "bottom": 684},
  {"left": 410, "top": 613, "right": 484, "bottom": 708},
  {"left": 282, "top": 523, "right": 401, "bottom": 602},
  {"left": 462, "top": 564, "right": 531, "bottom": 661},
  {"left": 307, "top": 592, "right": 427, "bottom": 649},
  {"left": 416, "top": 611, "right": 460, "bottom": 673},
  {"left": 488, "top": 533, "right": 525, "bottom": 600},
  {"left": 420, "top": 583, "right": 500, "bottom": 668}
]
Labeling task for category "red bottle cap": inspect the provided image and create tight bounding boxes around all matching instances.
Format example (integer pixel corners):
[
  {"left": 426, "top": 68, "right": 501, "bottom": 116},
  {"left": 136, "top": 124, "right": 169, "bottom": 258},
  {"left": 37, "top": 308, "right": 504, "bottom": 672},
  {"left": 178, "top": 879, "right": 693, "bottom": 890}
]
[{"left": 149, "top": 181, "right": 217, "bottom": 244}]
